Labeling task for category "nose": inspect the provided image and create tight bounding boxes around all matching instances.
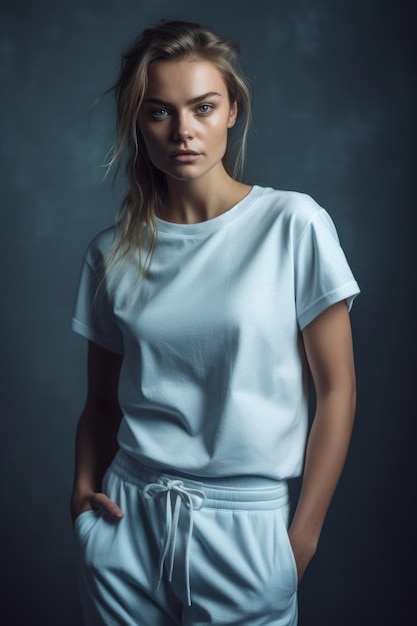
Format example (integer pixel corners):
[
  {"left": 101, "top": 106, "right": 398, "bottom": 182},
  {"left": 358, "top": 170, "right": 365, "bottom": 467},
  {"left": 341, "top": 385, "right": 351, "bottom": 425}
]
[{"left": 171, "top": 112, "right": 194, "bottom": 142}]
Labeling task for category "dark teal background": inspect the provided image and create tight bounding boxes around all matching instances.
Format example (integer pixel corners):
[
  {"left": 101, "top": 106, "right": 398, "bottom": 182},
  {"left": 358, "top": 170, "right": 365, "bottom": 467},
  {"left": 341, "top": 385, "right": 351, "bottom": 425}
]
[{"left": 1, "top": 1, "right": 415, "bottom": 624}]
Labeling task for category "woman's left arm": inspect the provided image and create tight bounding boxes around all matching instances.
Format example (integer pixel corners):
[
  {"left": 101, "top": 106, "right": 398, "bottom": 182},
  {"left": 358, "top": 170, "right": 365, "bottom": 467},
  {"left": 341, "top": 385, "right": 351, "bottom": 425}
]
[{"left": 288, "top": 300, "right": 357, "bottom": 583}]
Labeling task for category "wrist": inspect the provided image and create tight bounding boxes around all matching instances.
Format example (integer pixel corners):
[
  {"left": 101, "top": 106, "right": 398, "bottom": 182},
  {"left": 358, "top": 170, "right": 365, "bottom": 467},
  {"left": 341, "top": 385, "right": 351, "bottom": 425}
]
[
  {"left": 71, "top": 483, "right": 95, "bottom": 502},
  {"left": 289, "top": 529, "right": 317, "bottom": 560},
  {"left": 71, "top": 487, "right": 95, "bottom": 518},
  {"left": 288, "top": 519, "right": 320, "bottom": 558}
]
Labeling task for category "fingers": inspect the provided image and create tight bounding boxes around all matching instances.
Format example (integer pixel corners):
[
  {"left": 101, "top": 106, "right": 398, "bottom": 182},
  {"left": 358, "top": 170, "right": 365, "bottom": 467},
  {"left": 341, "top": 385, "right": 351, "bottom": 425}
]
[
  {"left": 90, "top": 492, "right": 124, "bottom": 520},
  {"left": 71, "top": 491, "right": 124, "bottom": 524}
]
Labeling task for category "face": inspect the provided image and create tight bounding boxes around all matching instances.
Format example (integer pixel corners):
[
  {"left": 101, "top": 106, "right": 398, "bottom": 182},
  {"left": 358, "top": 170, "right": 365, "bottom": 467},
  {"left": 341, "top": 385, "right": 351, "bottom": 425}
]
[{"left": 138, "top": 58, "right": 238, "bottom": 182}]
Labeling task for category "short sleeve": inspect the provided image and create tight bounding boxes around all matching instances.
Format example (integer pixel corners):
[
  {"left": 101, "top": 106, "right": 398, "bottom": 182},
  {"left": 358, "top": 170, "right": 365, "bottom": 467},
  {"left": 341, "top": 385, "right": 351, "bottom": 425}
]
[
  {"left": 295, "top": 209, "right": 360, "bottom": 330},
  {"left": 71, "top": 251, "right": 124, "bottom": 354}
]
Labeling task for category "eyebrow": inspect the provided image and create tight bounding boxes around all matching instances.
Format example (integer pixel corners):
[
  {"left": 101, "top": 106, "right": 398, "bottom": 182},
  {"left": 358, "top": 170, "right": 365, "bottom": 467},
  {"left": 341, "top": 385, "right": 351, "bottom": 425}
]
[{"left": 143, "top": 91, "right": 223, "bottom": 107}]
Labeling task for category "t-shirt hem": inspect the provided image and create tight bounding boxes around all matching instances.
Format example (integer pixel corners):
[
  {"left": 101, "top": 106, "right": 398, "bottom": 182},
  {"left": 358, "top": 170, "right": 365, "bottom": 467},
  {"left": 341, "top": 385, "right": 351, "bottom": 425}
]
[
  {"left": 71, "top": 318, "right": 124, "bottom": 354},
  {"left": 298, "top": 282, "right": 360, "bottom": 330}
]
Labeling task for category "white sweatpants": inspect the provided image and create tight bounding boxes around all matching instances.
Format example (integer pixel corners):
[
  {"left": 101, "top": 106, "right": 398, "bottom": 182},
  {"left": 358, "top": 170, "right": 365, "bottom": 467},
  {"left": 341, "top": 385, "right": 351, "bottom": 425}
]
[{"left": 74, "top": 450, "right": 298, "bottom": 625}]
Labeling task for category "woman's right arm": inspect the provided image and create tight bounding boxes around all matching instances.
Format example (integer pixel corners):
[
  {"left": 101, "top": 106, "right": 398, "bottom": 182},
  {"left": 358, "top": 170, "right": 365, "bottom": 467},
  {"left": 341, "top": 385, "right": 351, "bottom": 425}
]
[{"left": 71, "top": 340, "right": 124, "bottom": 525}]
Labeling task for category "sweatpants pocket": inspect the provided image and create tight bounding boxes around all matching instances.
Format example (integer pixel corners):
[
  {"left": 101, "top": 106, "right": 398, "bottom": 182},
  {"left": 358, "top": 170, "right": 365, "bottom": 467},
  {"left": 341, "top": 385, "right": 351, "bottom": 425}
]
[
  {"left": 74, "top": 509, "right": 103, "bottom": 545},
  {"left": 277, "top": 508, "right": 298, "bottom": 591}
]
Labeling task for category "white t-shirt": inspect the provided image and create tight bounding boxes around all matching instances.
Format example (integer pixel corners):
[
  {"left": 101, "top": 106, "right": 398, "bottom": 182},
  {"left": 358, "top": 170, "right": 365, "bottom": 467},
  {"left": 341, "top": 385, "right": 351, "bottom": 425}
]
[{"left": 72, "top": 186, "right": 360, "bottom": 480}]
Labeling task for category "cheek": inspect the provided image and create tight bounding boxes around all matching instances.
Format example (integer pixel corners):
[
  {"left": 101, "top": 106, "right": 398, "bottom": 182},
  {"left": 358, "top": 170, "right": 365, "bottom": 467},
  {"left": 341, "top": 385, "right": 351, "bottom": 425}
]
[
  {"left": 204, "top": 115, "right": 231, "bottom": 142},
  {"left": 139, "top": 125, "right": 157, "bottom": 146},
  {"left": 139, "top": 127, "right": 165, "bottom": 162}
]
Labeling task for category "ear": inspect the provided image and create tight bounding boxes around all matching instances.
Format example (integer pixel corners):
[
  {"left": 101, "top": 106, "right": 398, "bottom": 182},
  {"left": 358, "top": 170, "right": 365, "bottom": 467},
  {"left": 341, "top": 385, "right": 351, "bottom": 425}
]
[{"left": 227, "top": 101, "right": 238, "bottom": 128}]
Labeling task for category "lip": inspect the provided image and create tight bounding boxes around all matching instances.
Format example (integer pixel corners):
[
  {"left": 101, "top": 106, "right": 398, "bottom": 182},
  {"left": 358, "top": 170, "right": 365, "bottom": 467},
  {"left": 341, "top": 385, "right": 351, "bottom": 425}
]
[{"left": 170, "top": 150, "right": 201, "bottom": 163}]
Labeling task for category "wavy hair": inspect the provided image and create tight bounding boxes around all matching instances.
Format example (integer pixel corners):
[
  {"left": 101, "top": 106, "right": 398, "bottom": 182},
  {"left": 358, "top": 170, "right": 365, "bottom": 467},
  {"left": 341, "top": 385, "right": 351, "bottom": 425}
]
[{"left": 106, "top": 19, "right": 252, "bottom": 279}]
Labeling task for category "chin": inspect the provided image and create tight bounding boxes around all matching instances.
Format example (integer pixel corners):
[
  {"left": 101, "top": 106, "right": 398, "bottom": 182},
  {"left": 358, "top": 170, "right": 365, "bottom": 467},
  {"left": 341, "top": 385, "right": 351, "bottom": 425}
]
[{"left": 165, "top": 168, "right": 206, "bottom": 183}]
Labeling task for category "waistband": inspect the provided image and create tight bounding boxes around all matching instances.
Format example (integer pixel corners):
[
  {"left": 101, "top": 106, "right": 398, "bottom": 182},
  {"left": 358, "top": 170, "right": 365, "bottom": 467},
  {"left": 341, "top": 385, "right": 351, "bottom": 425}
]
[
  {"left": 110, "top": 450, "right": 289, "bottom": 511},
  {"left": 110, "top": 450, "right": 290, "bottom": 606}
]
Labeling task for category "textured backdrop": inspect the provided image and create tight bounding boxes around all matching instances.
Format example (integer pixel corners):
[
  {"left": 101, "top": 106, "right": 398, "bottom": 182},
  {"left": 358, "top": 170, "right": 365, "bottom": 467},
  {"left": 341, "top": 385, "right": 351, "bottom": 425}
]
[{"left": 1, "top": 0, "right": 414, "bottom": 624}]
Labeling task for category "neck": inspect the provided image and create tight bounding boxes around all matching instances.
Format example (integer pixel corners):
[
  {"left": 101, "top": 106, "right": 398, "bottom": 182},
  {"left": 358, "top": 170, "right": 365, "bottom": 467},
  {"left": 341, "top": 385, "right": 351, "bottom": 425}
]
[{"left": 160, "top": 166, "right": 250, "bottom": 224}]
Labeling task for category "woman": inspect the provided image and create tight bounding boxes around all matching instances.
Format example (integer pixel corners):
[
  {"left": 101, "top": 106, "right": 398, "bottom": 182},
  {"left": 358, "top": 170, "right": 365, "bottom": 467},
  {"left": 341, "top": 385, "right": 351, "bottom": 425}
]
[{"left": 71, "top": 19, "right": 360, "bottom": 626}]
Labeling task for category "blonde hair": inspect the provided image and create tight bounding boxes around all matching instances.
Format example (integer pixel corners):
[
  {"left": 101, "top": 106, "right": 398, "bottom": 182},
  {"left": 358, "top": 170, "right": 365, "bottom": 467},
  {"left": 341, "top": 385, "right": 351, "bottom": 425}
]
[{"left": 106, "top": 19, "right": 252, "bottom": 279}]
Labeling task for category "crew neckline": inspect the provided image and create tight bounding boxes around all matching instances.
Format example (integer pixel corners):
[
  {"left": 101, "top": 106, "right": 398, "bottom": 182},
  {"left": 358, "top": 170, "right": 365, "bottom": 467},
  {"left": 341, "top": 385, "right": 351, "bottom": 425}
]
[{"left": 155, "top": 185, "right": 264, "bottom": 236}]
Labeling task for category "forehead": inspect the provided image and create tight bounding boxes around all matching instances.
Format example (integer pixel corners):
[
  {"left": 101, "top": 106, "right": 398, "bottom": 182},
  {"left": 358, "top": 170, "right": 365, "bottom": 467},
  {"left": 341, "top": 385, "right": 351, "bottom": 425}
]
[{"left": 145, "top": 59, "right": 228, "bottom": 97}]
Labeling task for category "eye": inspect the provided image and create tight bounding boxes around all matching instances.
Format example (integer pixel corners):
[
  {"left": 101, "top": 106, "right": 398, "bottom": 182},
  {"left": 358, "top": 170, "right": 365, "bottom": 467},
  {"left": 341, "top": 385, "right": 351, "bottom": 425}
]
[
  {"left": 196, "top": 104, "right": 214, "bottom": 115},
  {"left": 151, "top": 108, "right": 169, "bottom": 119}
]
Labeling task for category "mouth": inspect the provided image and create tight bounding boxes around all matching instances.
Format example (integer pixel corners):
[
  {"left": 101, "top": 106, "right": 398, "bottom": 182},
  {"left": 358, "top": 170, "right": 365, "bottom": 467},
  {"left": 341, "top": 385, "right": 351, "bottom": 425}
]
[{"left": 170, "top": 150, "right": 201, "bottom": 162}]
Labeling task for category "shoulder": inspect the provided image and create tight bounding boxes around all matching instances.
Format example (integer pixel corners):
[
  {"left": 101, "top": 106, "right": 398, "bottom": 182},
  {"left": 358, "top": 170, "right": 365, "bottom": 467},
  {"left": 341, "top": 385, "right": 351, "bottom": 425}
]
[
  {"left": 252, "top": 186, "right": 329, "bottom": 236},
  {"left": 83, "top": 225, "right": 117, "bottom": 267}
]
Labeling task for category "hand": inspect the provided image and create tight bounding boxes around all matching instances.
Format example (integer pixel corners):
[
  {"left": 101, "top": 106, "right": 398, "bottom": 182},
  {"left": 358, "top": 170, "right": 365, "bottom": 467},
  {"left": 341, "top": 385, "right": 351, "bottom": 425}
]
[
  {"left": 71, "top": 490, "right": 124, "bottom": 526},
  {"left": 287, "top": 527, "right": 317, "bottom": 585}
]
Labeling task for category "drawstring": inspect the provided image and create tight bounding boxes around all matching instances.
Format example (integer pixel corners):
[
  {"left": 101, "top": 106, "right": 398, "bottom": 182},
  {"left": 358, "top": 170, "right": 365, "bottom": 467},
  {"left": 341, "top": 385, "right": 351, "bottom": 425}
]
[{"left": 143, "top": 478, "right": 206, "bottom": 606}]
